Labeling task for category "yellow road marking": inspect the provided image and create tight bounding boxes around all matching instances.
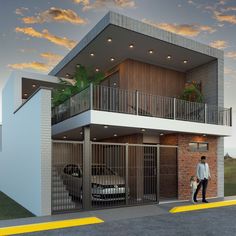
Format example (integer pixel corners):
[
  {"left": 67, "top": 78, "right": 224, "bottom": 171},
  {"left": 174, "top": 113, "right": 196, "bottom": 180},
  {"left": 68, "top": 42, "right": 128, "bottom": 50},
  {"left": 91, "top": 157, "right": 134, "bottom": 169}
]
[
  {"left": 170, "top": 200, "right": 236, "bottom": 213},
  {"left": 0, "top": 217, "right": 104, "bottom": 235}
]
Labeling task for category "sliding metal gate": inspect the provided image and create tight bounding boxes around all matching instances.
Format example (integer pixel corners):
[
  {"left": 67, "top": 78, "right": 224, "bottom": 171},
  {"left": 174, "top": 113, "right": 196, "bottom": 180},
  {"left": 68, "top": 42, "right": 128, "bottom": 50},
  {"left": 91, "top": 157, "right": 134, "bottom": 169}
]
[
  {"left": 52, "top": 141, "right": 83, "bottom": 213},
  {"left": 52, "top": 141, "right": 178, "bottom": 212},
  {"left": 91, "top": 143, "right": 161, "bottom": 209}
]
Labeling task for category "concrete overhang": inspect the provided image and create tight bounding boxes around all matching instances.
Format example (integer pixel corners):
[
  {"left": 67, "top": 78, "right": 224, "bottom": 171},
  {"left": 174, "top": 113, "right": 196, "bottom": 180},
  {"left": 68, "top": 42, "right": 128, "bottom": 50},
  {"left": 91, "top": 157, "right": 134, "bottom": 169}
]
[
  {"left": 52, "top": 110, "right": 232, "bottom": 139},
  {"left": 49, "top": 11, "right": 223, "bottom": 78}
]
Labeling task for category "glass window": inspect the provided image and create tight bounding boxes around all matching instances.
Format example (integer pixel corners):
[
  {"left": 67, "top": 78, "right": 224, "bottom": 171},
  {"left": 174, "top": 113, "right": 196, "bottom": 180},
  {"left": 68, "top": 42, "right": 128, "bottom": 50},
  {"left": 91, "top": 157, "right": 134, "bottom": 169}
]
[
  {"left": 198, "top": 143, "right": 208, "bottom": 152},
  {"left": 189, "top": 142, "right": 198, "bottom": 152},
  {"left": 189, "top": 142, "right": 209, "bottom": 152}
]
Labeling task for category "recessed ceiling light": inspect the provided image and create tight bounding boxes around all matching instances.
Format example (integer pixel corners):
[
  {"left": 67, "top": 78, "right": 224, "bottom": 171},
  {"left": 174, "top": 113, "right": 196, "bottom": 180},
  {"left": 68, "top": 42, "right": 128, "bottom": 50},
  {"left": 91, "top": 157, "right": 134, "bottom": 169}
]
[
  {"left": 141, "top": 129, "right": 146, "bottom": 132},
  {"left": 107, "top": 38, "right": 112, "bottom": 42},
  {"left": 90, "top": 53, "right": 95, "bottom": 57},
  {"left": 95, "top": 68, "right": 100, "bottom": 72},
  {"left": 66, "top": 73, "right": 70, "bottom": 77},
  {"left": 104, "top": 125, "right": 108, "bottom": 129},
  {"left": 110, "top": 57, "right": 115, "bottom": 62},
  {"left": 148, "top": 50, "right": 154, "bottom": 54},
  {"left": 63, "top": 136, "right": 67, "bottom": 139},
  {"left": 167, "top": 55, "right": 172, "bottom": 59},
  {"left": 183, "top": 60, "right": 188, "bottom": 64},
  {"left": 24, "top": 93, "right": 28, "bottom": 97},
  {"left": 160, "top": 133, "right": 164, "bottom": 136},
  {"left": 32, "top": 84, "right": 36, "bottom": 88},
  {"left": 114, "top": 134, "right": 117, "bottom": 137},
  {"left": 93, "top": 137, "right": 97, "bottom": 141},
  {"left": 129, "top": 44, "right": 134, "bottom": 48}
]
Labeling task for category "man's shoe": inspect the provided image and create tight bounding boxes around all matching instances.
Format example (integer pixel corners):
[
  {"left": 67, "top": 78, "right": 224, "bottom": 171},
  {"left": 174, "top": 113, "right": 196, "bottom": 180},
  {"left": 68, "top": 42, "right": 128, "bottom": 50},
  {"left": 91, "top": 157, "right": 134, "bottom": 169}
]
[
  {"left": 202, "top": 200, "right": 209, "bottom": 203},
  {"left": 194, "top": 199, "right": 198, "bottom": 203}
]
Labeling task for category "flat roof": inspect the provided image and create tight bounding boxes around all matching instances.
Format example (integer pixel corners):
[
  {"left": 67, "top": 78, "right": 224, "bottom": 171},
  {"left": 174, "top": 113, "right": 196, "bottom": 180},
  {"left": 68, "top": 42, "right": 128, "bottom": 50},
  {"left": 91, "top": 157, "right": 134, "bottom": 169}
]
[{"left": 49, "top": 11, "right": 223, "bottom": 78}]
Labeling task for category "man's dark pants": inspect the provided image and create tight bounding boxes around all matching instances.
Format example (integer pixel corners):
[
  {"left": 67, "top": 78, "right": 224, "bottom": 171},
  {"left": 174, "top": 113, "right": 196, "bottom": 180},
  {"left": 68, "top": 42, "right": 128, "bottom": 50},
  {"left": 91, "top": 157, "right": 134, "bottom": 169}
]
[{"left": 194, "top": 178, "right": 208, "bottom": 201}]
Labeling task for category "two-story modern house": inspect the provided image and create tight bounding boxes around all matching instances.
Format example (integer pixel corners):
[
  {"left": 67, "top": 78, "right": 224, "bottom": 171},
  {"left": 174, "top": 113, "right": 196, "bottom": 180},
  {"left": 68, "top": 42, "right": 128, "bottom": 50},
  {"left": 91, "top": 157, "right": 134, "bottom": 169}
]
[{"left": 0, "top": 12, "right": 232, "bottom": 216}]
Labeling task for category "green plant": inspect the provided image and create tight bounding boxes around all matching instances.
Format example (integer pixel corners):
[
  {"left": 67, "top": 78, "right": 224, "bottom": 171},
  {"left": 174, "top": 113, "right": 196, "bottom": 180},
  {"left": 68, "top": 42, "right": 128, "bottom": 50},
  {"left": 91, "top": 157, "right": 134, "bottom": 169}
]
[
  {"left": 180, "top": 84, "right": 204, "bottom": 103},
  {"left": 52, "top": 65, "right": 104, "bottom": 107}
]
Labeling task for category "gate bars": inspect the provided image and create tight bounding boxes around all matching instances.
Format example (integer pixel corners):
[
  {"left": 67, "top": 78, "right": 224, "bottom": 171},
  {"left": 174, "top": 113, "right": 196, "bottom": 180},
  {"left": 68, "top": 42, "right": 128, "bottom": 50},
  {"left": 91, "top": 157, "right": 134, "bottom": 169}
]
[{"left": 52, "top": 140, "right": 178, "bottom": 213}]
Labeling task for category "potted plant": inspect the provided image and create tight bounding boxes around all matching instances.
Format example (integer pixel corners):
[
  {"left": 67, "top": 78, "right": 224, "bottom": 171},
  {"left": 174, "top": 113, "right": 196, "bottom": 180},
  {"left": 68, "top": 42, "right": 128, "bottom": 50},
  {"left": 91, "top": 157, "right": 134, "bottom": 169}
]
[
  {"left": 180, "top": 81, "right": 204, "bottom": 103},
  {"left": 52, "top": 65, "right": 104, "bottom": 107}
]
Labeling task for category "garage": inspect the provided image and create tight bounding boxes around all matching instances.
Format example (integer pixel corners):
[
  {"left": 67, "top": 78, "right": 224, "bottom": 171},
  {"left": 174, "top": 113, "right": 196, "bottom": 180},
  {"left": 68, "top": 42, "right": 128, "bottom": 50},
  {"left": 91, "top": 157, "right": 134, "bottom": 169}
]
[{"left": 51, "top": 140, "right": 178, "bottom": 213}]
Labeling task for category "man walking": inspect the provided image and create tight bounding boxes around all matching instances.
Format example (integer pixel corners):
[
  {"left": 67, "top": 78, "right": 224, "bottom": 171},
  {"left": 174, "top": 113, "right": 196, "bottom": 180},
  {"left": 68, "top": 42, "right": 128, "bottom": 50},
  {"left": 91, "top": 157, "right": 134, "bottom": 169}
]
[{"left": 194, "top": 156, "right": 211, "bottom": 203}]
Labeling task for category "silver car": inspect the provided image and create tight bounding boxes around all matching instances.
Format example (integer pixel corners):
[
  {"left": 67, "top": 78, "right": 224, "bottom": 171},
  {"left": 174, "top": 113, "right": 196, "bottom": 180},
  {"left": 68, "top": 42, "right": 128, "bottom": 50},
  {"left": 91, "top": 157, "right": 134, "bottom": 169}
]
[{"left": 62, "top": 164, "right": 126, "bottom": 201}]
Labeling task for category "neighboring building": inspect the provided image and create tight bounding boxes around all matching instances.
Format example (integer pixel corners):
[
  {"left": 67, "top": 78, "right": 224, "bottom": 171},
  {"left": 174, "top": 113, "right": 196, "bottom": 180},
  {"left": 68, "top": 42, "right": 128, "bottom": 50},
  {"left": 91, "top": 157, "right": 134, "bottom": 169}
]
[{"left": 0, "top": 12, "right": 232, "bottom": 216}]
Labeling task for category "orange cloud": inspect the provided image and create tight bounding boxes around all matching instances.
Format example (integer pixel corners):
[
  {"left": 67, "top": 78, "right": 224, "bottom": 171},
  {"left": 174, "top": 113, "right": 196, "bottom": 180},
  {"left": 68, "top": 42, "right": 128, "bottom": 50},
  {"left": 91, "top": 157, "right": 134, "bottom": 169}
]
[
  {"left": 226, "top": 51, "right": 236, "bottom": 59},
  {"left": 8, "top": 51, "right": 63, "bottom": 73},
  {"left": 40, "top": 52, "right": 63, "bottom": 64},
  {"left": 15, "top": 27, "right": 77, "bottom": 49},
  {"left": 142, "top": 19, "right": 216, "bottom": 37},
  {"left": 8, "top": 62, "right": 50, "bottom": 72},
  {"left": 22, "top": 7, "right": 87, "bottom": 25},
  {"left": 209, "top": 40, "right": 228, "bottom": 49},
  {"left": 73, "top": 0, "right": 90, "bottom": 5},
  {"left": 213, "top": 11, "right": 236, "bottom": 24},
  {"left": 74, "top": 0, "right": 136, "bottom": 11}
]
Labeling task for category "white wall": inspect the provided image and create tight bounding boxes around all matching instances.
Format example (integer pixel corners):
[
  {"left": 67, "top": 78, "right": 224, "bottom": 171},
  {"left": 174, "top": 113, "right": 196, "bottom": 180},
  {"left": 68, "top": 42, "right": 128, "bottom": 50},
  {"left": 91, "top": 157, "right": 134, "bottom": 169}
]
[{"left": 0, "top": 77, "right": 52, "bottom": 216}]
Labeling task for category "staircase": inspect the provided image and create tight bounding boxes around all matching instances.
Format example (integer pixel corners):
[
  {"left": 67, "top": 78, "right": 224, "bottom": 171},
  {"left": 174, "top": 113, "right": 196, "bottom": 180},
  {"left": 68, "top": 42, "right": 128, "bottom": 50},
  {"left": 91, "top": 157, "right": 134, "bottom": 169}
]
[{"left": 52, "top": 167, "right": 76, "bottom": 212}]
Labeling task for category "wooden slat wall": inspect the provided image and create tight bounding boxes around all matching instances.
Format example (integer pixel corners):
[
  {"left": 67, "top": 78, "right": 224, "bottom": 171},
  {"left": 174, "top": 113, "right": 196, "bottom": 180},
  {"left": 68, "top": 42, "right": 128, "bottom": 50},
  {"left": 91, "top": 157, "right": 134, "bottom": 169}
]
[{"left": 119, "top": 59, "right": 186, "bottom": 97}]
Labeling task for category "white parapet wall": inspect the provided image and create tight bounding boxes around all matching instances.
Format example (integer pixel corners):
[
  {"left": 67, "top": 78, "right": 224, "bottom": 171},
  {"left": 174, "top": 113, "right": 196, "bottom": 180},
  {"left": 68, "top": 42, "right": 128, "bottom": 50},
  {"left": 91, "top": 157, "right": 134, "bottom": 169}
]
[{"left": 0, "top": 76, "right": 52, "bottom": 216}]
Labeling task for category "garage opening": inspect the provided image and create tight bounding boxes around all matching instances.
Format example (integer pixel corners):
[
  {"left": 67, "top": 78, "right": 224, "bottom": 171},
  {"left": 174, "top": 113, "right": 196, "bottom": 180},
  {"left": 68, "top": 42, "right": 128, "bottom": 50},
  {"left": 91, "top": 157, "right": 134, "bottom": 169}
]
[{"left": 52, "top": 141, "right": 178, "bottom": 213}]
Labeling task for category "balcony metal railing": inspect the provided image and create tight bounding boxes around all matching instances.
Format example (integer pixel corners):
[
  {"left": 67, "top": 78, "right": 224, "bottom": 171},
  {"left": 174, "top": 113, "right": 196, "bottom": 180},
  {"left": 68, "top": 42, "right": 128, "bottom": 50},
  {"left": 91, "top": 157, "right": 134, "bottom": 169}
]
[{"left": 52, "top": 84, "right": 232, "bottom": 126}]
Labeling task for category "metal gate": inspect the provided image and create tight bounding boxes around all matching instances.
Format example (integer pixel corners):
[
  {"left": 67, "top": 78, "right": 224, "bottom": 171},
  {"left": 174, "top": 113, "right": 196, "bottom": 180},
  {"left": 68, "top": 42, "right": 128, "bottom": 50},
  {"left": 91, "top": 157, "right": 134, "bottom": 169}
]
[
  {"left": 91, "top": 143, "right": 160, "bottom": 209},
  {"left": 52, "top": 141, "right": 83, "bottom": 213},
  {"left": 52, "top": 141, "right": 178, "bottom": 212}
]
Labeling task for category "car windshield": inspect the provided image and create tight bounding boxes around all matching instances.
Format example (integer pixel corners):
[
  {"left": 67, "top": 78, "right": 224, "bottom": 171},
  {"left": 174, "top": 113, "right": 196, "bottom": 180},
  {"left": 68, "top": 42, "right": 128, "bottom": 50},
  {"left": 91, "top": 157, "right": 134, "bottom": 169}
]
[{"left": 92, "top": 165, "right": 115, "bottom": 176}]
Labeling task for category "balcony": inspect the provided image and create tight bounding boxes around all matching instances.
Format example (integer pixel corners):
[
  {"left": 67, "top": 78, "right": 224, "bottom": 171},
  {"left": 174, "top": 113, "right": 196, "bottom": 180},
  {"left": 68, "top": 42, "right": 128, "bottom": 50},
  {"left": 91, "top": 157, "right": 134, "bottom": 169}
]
[{"left": 52, "top": 84, "right": 232, "bottom": 127}]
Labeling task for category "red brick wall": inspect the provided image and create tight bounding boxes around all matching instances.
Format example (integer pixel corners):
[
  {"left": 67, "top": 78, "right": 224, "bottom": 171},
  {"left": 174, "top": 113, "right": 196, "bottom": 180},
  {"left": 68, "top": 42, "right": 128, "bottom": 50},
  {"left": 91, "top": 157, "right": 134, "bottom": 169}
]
[{"left": 161, "top": 134, "right": 217, "bottom": 200}]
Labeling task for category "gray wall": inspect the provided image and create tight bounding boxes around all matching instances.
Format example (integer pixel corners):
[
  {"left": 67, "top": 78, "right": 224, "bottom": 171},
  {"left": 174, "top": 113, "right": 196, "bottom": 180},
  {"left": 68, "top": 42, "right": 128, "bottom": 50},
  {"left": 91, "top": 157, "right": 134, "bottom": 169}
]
[{"left": 186, "top": 60, "right": 218, "bottom": 106}]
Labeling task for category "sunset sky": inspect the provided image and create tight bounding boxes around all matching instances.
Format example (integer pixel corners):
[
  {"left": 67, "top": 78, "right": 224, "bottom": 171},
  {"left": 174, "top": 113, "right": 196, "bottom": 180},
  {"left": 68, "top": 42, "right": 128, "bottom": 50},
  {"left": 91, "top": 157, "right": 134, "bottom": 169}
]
[{"left": 0, "top": 0, "right": 236, "bottom": 154}]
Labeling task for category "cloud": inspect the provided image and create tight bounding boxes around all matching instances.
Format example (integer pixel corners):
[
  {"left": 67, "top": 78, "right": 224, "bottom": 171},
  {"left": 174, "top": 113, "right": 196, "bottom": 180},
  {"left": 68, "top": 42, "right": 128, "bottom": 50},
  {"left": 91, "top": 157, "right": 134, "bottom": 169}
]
[
  {"left": 74, "top": 0, "right": 136, "bottom": 11},
  {"left": 22, "top": 7, "right": 87, "bottom": 25},
  {"left": 213, "top": 11, "right": 236, "bottom": 24},
  {"left": 222, "top": 6, "right": 236, "bottom": 11},
  {"left": 15, "top": 27, "right": 77, "bottom": 49},
  {"left": 209, "top": 40, "right": 229, "bottom": 49},
  {"left": 8, "top": 62, "right": 50, "bottom": 72},
  {"left": 73, "top": 0, "right": 90, "bottom": 5},
  {"left": 226, "top": 51, "right": 236, "bottom": 59},
  {"left": 8, "top": 52, "right": 63, "bottom": 73},
  {"left": 40, "top": 52, "right": 63, "bottom": 64},
  {"left": 142, "top": 19, "right": 216, "bottom": 37},
  {"left": 15, "top": 7, "right": 29, "bottom": 16}
]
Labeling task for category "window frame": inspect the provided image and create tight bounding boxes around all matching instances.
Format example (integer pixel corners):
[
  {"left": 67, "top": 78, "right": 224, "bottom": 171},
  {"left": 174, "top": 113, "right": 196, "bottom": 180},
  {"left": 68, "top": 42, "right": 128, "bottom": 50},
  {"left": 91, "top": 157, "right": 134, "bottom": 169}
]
[{"left": 188, "top": 142, "right": 209, "bottom": 152}]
